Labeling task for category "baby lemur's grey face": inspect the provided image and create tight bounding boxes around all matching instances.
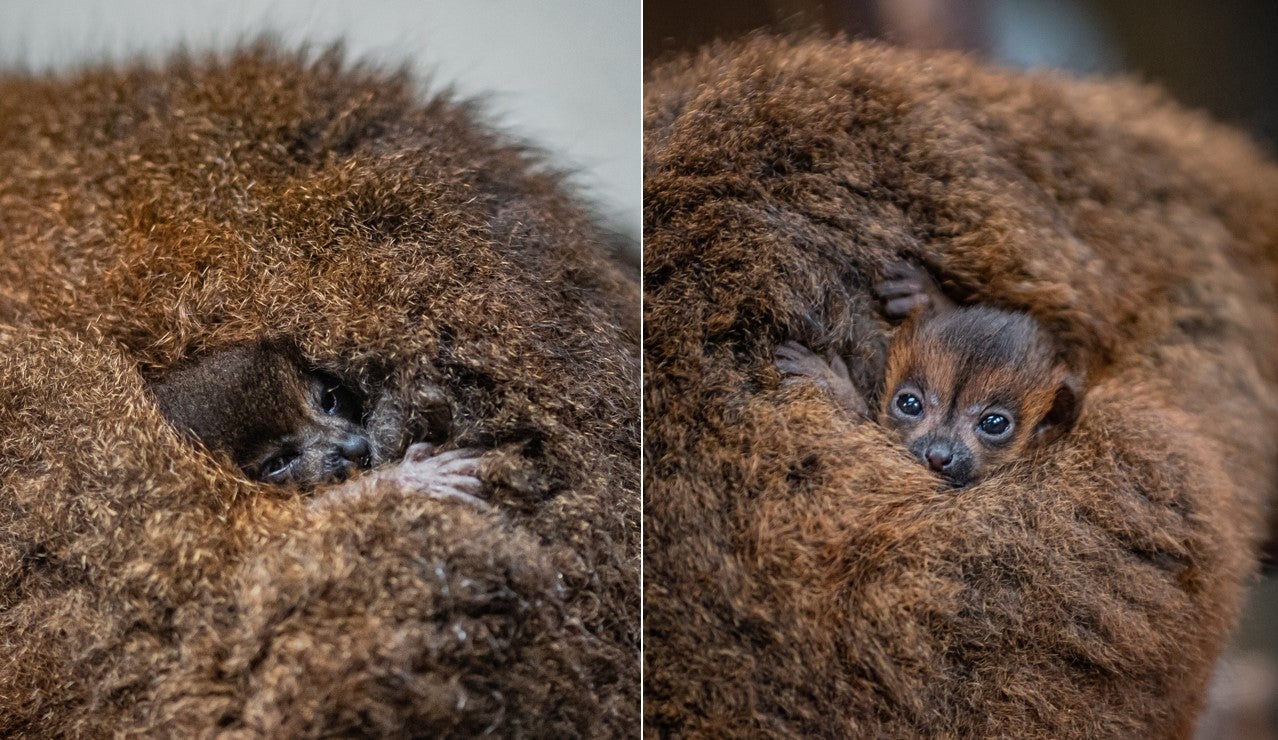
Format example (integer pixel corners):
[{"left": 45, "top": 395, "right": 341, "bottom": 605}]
[
  {"left": 151, "top": 344, "right": 372, "bottom": 487},
  {"left": 240, "top": 367, "right": 371, "bottom": 485}
]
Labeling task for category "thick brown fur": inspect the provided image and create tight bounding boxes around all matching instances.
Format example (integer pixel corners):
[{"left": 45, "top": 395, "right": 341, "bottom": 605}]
[
  {"left": 644, "top": 37, "right": 1278, "bottom": 737},
  {"left": 0, "top": 44, "right": 638, "bottom": 735}
]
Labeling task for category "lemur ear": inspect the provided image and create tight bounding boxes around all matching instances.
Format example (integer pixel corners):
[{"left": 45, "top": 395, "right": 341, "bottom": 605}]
[{"left": 1035, "top": 374, "right": 1082, "bottom": 444}]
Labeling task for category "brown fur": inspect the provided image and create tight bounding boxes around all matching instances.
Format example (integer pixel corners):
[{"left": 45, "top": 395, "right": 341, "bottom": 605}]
[
  {"left": 644, "top": 36, "right": 1278, "bottom": 737},
  {"left": 0, "top": 44, "right": 638, "bottom": 735}
]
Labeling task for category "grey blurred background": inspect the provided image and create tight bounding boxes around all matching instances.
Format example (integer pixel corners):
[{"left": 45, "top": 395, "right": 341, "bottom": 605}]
[
  {"left": 647, "top": 1, "right": 1276, "bottom": 737},
  {"left": 0, "top": 0, "right": 641, "bottom": 249}
]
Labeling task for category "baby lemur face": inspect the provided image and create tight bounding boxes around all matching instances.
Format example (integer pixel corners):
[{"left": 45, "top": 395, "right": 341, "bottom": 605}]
[
  {"left": 150, "top": 343, "right": 372, "bottom": 486},
  {"left": 882, "top": 307, "right": 1079, "bottom": 487},
  {"left": 775, "top": 264, "right": 1083, "bottom": 488}
]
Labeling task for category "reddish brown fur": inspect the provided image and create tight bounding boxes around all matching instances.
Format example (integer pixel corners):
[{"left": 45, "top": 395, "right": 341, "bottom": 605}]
[
  {"left": 645, "top": 37, "right": 1278, "bottom": 737},
  {"left": 0, "top": 45, "right": 638, "bottom": 734}
]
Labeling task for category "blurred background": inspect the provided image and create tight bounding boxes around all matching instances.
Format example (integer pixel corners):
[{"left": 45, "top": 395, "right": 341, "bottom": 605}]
[
  {"left": 0, "top": 0, "right": 641, "bottom": 254},
  {"left": 647, "top": 1, "right": 1277, "bottom": 737}
]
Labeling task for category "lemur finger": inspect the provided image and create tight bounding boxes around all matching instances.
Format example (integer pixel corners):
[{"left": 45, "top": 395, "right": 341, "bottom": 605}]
[
  {"left": 398, "top": 467, "right": 481, "bottom": 493},
  {"left": 438, "top": 474, "right": 483, "bottom": 493},
  {"left": 775, "top": 358, "right": 826, "bottom": 379},
  {"left": 425, "top": 472, "right": 482, "bottom": 492},
  {"left": 874, "top": 279, "right": 924, "bottom": 300},
  {"left": 774, "top": 340, "right": 818, "bottom": 361},
  {"left": 404, "top": 442, "right": 438, "bottom": 463},
  {"left": 427, "top": 447, "right": 482, "bottom": 462},
  {"left": 884, "top": 294, "right": 930, "bottom": 319},
  {"left": 428, "top": 487, "right": 489, "bottom": 508},
  {"left": 826, "top": 352, "right": 852, "bottom": 380},
  {"left": 429, "top": 452, "right": 483, "bottom": 476}
]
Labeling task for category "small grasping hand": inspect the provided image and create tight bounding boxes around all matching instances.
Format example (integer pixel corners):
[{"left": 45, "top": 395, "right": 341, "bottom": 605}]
[
  {"left": 312, "top": 443, "right": 487, "bottom": 510},
  {"left": 874, "top": 262, "right": 955, "bottom": 320},
  {"left": 774, "top": 340, "right": 868, "bottom": 416},
  {"left": 394, "top": 443, "right": 486, "bottom": 505}
]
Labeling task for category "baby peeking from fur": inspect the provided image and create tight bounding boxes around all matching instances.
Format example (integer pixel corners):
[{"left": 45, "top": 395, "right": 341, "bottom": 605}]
[
  {"left": 149, "top": 340, "right": 484, "bottom": 505},
  {"left": 776, "top": 264, "right": 1082, "bottom": 487}
]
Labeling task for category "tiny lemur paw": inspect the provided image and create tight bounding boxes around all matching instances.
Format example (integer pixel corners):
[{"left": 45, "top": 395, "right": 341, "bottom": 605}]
[
  {"left": 874, "top": 266, "right": 931, "bottom": 320},
  {"left": 773, "top": 340, "right": 868, "bottom": 416},
  {"left": 774, "top": 340, "right": 836, "bottom": 383},
  {"left": 311, "top": 443, "right": 488, "bottom": 510},
  {"left": 395, "top": 443, "right": 487, "bottom": 506}
]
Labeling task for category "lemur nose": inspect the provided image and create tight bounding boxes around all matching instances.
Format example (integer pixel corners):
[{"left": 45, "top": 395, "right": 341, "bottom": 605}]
[
  {"left": 340, "top": 435, "right": 372, "bottom": 469},
  {"left": 925, "top": 443, "right": 953, "bottom": 471}
]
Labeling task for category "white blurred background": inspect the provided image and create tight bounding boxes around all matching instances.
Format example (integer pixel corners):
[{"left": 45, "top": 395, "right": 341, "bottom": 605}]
[{"left": 0, "top": 0, "right": 641, "bottom": 249}]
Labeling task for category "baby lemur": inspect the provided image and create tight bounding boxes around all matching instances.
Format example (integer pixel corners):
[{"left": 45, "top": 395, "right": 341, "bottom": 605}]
[
  {"left": 776, "top": 264, "right": 1081, "bottom": 487},
  {"left": 150, "top": 342, "right": 375, "bottom": 486}
]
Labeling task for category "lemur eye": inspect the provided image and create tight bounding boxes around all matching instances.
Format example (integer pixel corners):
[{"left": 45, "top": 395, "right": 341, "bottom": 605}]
[
  {"left": 321, "top": 387, "right": 340, "bottom": 415},
  {"left": 260, "top": 453, "right": 299, "bottom": 481},
  {"left": 978, "top": 413, "right": 1012, "bottom": 436},
  {"left": 895, "top": 392, "right": 923, "bottom": 417}
]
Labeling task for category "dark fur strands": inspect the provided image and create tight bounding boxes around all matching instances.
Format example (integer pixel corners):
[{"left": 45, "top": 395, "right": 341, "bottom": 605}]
[
  {"left": 0, "top": 44, "right": 638, "bottom": 735},
  {"left": 644, "top": 36, "right": 1278, "bottom": 738},
  {"left": 922, "top": 307, "right": 1057, "bottom": 377}
]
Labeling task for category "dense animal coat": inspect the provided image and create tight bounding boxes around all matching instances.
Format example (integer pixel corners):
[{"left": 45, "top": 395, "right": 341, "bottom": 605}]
[
  {"left": 644, "top": 37, "right": 1278, "bottom": 737},
  {"left": 0, "top": 46, "right": 638, "bottom": 735}
]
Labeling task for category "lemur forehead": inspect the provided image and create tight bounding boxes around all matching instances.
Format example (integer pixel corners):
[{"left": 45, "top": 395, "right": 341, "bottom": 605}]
[{"left": 923, "top": 308, "right": 1050, "bottom": 361}]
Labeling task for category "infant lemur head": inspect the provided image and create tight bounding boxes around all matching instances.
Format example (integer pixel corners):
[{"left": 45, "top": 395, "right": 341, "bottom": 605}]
[
  {"left": 150, "top": 342, "right": 372, "bottom": 486},
  {"left": 882, "top": 307, "right": 1080, "bottom": 487}
]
